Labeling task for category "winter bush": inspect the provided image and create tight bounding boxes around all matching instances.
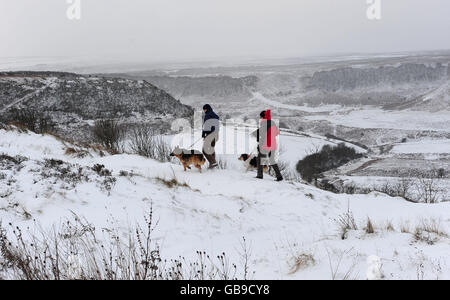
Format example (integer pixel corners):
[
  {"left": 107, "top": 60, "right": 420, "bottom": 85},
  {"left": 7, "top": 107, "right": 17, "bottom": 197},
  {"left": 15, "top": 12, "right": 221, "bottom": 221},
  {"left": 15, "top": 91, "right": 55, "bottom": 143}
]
[
  {"left": 296, "top": 143, "right": 363, "bottom": 183},
  {"left": 40, "top": 159, "right": 89, "bottom": 187},
  {"left": 335, "top": 210, "right": 358, "bottom": 240},
  {"left": 91, "top": 164, "right": 116, "bottom": 192},
  {"left": 119, "top": 170, "right": 135, "bottom": 177},
  {"left": 316, "top": 179, "right": 340, "bottom": 193},
  {"left": 92, "top": 119, "right": 124, "bottom": 153},
  {"left": 375, "top": 178, "right": 415, "bottom": 202},
  {"left": 437, "top": 168, "right": 446, "bottom": 178},
  {"left": 100, "top": 176, "right": 117, "bottom": 192},
  {"left": 33, "top": 160, "right": 117, "bottom": 193},
  {"left": 372, "top": 168, "right": 446, "bottom": 204},
  {"left": 415, "top": 174, "right": 443, "bottom": 204},
  {"left": 343, "top": 183, "right": 357, "bottom": 195},
  {"left": 128, "top": 124, "right": 171, "bottom": 163},
  {"left": 0, "top": 154, "right": 28, "bottom": 171},
  {"left": 5, "top": 108, "right": 54, "bottom": 134},
  {"left": 92, "top": 164, "right": 112, "bottom": 177}
]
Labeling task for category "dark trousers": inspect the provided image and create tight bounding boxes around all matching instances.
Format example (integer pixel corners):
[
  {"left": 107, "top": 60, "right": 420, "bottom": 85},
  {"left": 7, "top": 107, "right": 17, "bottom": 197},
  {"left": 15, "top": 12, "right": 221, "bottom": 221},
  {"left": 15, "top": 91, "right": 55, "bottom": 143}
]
[
  {"left": 256, "top": 151, "right": 283, "bottom": 179},
  {"left": 202, "top": 134, "right": 218, "bottom": 165}
]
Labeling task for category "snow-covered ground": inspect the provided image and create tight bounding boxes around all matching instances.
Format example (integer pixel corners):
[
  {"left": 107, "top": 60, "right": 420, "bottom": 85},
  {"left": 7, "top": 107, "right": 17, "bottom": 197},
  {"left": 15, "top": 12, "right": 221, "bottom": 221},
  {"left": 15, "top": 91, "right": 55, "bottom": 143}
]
[
  {"left": 305, "top": 108, "right": 450, "bottom": 132},
  {"left": 423, "top": 81, "right": 450, "bottom": 103},
  {"left": 1, "top": 126, "right": 450, "bottom": 280},
  {"left": 392, "top": 139, "right": 450, "bottom": 154}
]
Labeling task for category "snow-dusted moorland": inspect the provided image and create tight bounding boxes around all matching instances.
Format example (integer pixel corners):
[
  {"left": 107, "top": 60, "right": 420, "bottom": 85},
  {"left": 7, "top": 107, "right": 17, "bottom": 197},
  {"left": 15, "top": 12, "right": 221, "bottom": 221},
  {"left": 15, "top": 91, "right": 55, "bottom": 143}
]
[{"left": 1, "top": 125, "right": 450, "bottom": 280}]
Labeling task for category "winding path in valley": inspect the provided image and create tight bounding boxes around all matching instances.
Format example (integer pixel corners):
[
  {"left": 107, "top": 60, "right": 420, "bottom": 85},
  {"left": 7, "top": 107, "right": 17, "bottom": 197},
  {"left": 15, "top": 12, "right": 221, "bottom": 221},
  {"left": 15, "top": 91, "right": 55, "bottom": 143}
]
[{"left": 250, "top": 91, "right": 340, "bottom": 113}]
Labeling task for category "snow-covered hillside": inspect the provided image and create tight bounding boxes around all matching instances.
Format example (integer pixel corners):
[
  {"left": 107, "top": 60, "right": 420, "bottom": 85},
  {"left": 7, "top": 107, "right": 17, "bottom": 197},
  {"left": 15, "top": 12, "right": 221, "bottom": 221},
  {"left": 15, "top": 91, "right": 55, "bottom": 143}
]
[
  {"left": 0, "top": 72, "right": 194, "bottom": 142},
  {"left": 1, "top": 126, "right": 450, "bottom": 280},
  {"left": 416, "top": 80, "right": 450, "bottom": 111}
]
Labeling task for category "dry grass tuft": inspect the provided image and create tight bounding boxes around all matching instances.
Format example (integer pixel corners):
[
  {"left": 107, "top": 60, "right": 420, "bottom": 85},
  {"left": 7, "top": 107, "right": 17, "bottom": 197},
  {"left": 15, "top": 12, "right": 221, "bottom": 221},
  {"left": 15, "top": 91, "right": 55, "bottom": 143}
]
[
  {"left": 154, "top": 170, "right": 189, "bottom": 189},
  {"left": 64, "top": 147, "right": 90, "bottom": 159},
  {"left": 385, "top": 220, "right": 395, "bottom": 232},
  {"left": 335, "top": 210, "right": 358, "bottom": 240},
  {"left": 289, "top": 253, "right": 316, "bottom": 274},
  {"left": 365, "top": 217, "right": 375, "bottom": 234},
  {"left": 400, "top": 222, "right": 411, "bottom": 234},
  {"left": 414, "top": 218, "right": 448, "bottom": 245}
]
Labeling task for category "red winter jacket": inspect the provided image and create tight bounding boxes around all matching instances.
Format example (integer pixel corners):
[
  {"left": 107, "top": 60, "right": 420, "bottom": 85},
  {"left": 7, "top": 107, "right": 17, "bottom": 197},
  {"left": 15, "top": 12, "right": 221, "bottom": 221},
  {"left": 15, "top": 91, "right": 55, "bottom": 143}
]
[{"left": 260, "top": 110, "right": 280, "bottom": 152}]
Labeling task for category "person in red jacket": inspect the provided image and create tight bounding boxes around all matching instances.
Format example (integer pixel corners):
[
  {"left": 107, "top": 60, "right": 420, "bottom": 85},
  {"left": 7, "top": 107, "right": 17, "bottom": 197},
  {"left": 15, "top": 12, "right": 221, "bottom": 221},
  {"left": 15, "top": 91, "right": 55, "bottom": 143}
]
[{"left": 255, "top": 110, "right": 283, "bottom": 181}]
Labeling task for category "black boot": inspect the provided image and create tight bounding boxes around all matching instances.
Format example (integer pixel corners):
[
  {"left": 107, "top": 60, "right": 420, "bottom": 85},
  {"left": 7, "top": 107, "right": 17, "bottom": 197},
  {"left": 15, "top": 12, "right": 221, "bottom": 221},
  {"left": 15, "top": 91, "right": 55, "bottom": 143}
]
[
  {"left": 272, "top": 164, "right": 283, "bottom": 182},
  {"left": 256, "top": 153, "right": 263, "bottom": 179}
]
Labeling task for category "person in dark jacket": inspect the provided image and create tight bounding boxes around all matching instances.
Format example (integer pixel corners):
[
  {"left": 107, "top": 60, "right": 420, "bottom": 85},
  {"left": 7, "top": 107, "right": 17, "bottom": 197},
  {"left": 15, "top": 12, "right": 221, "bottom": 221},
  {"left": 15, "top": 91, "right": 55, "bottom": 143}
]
[
  {"left": 255, "top": 110, "right": 283, "bottom": 181},
  {"left": 202, "top": 104, "right": 220, "bottom": 169}
]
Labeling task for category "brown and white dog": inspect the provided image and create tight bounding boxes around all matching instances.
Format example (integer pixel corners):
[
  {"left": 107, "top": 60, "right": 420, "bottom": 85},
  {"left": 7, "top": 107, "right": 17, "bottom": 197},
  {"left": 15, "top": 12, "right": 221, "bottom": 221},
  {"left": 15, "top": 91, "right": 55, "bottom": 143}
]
[
  {"left": 170, "top": 146, "right": 206, "bottom": 172},
  {"left": 238, "top": 154, "right": 269, "bottom": 173}
]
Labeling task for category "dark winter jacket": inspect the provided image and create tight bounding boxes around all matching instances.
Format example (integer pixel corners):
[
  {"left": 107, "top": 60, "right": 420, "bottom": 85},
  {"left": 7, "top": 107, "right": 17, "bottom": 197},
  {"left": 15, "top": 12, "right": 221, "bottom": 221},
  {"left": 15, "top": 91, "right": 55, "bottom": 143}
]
[{"left": 202, "top": 104, "right": 220, "bottom": 138}]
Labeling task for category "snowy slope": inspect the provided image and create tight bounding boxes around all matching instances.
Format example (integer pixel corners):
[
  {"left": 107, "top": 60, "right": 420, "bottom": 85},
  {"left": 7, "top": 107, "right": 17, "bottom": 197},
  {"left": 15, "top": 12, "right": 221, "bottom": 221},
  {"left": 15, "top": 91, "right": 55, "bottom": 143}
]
[
  {"left": 392, "top": 139, "right": 450, "bottom": 154},
  {"left": 1, "top": 127, "right": 450, "bottom": 280},
  {"left": 417, "top": 80, "right": 450, "bottom": 111}
]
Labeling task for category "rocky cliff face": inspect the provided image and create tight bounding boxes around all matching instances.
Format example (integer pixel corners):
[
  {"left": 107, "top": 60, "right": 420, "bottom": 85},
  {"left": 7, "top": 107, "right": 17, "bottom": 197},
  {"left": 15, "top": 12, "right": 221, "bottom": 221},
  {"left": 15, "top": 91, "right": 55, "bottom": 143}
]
[
  {"left": 148, "top": 75, "right": 258, "bottom": 99},
  {"left": 308, "top": 63, "right": 448, "bottom": 92}
]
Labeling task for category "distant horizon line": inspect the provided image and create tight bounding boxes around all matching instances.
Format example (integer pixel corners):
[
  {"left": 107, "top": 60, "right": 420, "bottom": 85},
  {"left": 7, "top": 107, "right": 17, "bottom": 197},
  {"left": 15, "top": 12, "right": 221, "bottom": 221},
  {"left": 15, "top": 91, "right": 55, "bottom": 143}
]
[
  {"left": 1, "top": 48, "right": 449, "bottom": 74},
  {"left": 1, "top": 48, "right": 450, "bottom": 64}
]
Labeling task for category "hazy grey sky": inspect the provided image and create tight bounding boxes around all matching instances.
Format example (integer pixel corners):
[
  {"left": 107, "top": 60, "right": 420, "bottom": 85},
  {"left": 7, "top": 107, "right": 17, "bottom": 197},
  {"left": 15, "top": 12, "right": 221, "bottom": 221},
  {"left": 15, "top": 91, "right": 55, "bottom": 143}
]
[{"left": 1, "top": 0, "right": 449, "bottom": 63}]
